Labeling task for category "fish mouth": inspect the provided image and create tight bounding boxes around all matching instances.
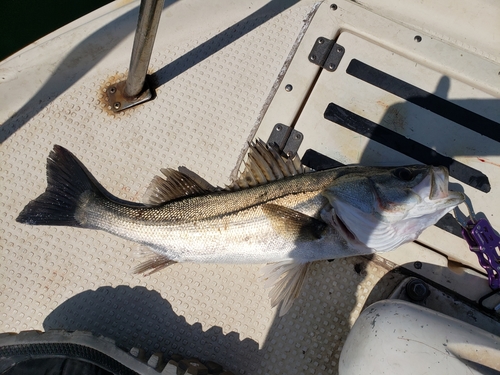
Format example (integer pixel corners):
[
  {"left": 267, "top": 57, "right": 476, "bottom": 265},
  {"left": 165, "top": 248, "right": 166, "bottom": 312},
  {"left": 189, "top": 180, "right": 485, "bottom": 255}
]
[
  {"left": 413, "top": 166, "right": 465, "bottom": 205},
  {"left": 334, "top": 213, "right": 356, "bottom": 242}
]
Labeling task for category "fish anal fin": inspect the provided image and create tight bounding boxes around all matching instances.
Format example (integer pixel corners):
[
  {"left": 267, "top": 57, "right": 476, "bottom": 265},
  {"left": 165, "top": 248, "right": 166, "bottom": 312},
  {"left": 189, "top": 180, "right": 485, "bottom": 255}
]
[
  {"left": 260, "top": 261, "right": 311, "bottom": 316},
  {"left": 143, "top": 168, "right": 215, "bottom": 205},
  {"left": 133, "top": 250, "right": 177, "bottom": 276},
  {"left": 262, "top": 204, "right": 327, "bottom": 240}
]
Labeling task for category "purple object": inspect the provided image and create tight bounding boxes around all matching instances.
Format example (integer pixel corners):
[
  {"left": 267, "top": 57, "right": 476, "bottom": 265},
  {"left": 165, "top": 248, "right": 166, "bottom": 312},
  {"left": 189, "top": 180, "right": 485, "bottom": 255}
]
[{"left": 462, "top": 218, "right": 500, "bottom": 290}]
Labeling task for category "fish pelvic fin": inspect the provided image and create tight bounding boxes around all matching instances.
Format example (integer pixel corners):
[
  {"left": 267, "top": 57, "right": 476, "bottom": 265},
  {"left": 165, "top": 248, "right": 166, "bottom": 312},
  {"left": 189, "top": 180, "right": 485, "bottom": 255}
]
[
  {"left": 132, "top": 249, "right": 177, "bottom": 276},
  {"left": 260, "top": 260, "right": 311, "bottom": 316},
  {"left": 16, "top": 145, "right": 103, "bottom": 227},
  {"left": 262, "top": 204, "right": 327, "bottom": 241}
]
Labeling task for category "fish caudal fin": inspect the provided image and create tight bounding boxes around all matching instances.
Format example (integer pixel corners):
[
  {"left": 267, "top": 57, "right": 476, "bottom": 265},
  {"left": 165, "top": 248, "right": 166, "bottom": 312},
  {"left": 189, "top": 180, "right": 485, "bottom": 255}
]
[
  {"left": 16, "top": 145, "right": 99, "bottom": 227},
  {"left": 260, "top": 260, "right": 311, "bottom": 316}
]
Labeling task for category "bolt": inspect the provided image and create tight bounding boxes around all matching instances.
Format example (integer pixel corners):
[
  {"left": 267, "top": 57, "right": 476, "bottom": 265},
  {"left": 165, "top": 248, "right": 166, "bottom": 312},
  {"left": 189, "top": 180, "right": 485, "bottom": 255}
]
[
  {"left": 285, "top": 84, "right": 293, "bottom": 92},
  {"left": 113, "top": 102, "right": 121, "bottom": 110},
  {"left": 406, "top": 279, "right": 430, "bottom": 302}
]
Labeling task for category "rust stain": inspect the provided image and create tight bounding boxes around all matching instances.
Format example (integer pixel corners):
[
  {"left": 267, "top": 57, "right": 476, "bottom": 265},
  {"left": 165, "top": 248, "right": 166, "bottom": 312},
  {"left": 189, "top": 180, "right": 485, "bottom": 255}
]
[
  {"left": 98, "top": 72, "right": 128, "bottom": 116},
  {"left": 477, "top": 157, "right": 500, "bottom": 168},
  {"left": 376, "top": 100, "right": 389, "bottom": 109},
  {"left": 98, "top": 69, "right": 156, "bottom": 116}
]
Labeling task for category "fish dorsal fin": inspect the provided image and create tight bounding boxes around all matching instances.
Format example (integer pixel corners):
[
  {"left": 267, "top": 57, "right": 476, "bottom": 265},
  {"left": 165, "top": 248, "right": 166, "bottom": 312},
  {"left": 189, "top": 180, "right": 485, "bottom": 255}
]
[
  {"left": 229, "top": 139, "right": 313, "bottom": 190},
  {"left": 143, "top": 168, "right": 215, "bottom": 205},
  {"left": 262, "top": 204, "right": 327, "bottom": 241},
  {"left": 260, "top": 260, "right": 311, "bottom": 316}
]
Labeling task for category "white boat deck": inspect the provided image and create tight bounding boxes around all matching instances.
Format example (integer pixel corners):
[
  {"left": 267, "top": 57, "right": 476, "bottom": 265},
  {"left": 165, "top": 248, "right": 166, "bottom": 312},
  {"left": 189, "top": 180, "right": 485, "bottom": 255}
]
[{"left": 1, "top": 0, "right": 499, "bottom": 373}]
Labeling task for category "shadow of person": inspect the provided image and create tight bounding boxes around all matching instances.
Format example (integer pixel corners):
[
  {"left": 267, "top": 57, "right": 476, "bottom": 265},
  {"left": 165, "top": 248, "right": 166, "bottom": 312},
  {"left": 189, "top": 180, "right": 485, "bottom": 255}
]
[
  {"left": 377, "top": 75, "right": 450, "bottom": 137},
  {"left": 41, "top": 260, "right": 371, "bottom": 374},
  {"left": 355, "top": 74, "right": 497, "bottom": 193},
  {"left": 43, "top": 285, "right": 260, "bottom": 374}
]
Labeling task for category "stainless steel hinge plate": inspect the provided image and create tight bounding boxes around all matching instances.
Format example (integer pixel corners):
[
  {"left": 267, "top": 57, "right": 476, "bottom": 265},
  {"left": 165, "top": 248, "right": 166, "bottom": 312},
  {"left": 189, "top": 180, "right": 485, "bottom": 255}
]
[
  {"left": 267, "top": 124, "right": 303, "bottom": 155},
  {"left": 308, "top": 37, "right": 345, "bottom": 72}
]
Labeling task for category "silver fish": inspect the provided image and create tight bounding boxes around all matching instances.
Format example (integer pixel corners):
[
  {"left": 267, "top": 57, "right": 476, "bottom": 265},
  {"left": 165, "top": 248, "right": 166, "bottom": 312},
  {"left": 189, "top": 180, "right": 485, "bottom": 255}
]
[{"left": 16, "top": 141, "right": 464, "bottom": 315}]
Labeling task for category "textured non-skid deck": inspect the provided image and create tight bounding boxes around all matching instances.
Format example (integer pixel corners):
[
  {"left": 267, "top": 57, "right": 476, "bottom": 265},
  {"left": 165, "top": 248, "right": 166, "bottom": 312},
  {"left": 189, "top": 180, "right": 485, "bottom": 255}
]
[
  {"left": 1, "top": 0, "right": 499, "bottom": 374},
  {"left": 0, "top": 1, "right": 392, "bottom": 373}
]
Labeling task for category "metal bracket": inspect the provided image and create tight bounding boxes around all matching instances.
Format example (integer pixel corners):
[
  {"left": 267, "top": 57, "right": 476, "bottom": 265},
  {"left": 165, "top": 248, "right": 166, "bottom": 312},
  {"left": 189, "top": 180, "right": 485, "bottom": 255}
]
[
  {"left": 308, "top": 37, "right": 345, "bottom": 72},
  {"left": 106, "top": 78, "right": 154, "bottom": 112},
  {"left": 267, "top": 124, "right": 303, "bottom": 155}
]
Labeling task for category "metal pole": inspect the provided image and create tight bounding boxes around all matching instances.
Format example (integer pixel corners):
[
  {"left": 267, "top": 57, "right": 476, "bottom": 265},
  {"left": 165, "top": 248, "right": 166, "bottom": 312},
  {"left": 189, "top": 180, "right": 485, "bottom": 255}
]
[{"left": 124, "top": 0, "right": 165, "bottom": 98}]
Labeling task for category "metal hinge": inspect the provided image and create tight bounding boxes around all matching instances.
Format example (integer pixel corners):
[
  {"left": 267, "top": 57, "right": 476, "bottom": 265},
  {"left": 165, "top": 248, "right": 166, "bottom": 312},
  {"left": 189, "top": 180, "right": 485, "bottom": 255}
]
[
  {"left": 267, "top": 124, "right": 303, "bottom": 155},
  {"left": 308, "top": 37, "right": 345, "bottom": 71}
]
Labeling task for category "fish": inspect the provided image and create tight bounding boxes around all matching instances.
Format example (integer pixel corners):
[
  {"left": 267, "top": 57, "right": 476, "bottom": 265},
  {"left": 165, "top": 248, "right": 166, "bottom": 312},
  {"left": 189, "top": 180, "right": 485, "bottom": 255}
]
[{"left": 16, "top": 141, "right": 465, "bottom": 315}]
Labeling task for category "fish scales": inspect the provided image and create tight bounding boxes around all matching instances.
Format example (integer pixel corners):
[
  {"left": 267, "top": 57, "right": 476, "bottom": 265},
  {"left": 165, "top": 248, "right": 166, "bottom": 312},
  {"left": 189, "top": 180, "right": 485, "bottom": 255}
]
[
  {"left": 16, "top": 142, "right": 465, "bottom": 315},
  {"left": 80, "top": 188, "right": 337, "bottom": 264}
]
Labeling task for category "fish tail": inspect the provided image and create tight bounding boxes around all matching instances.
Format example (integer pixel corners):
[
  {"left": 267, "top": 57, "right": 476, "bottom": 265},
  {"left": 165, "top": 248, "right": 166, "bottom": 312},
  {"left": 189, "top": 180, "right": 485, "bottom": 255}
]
[{"left": 16, "top": 145, "right": 101, "bottom": 227}]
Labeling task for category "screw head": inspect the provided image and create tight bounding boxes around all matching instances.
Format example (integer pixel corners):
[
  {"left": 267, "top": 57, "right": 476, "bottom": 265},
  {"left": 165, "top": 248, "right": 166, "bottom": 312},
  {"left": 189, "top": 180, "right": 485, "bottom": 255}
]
[
  {"left": 276, "top": 125, "right": 282, "bottom": 131},
  {"left": 109, "top": 87, "right": 116, "bottom": 94},
  {"left": 113, "top": 102, "right": 121, "bottom": 110},
  {"left": 406, "top": 279, "right": 430, "bottom": 302},
  {"left": 310, "top": 54, "right": 317, "bottom": 61},
  {"left": 285, "top": 84, "right": 293, "bottom": 92},
  {"left": 328, "top": 63, "right": 336, "bottom": 70},
  {"left": 414, "top": 35, "right": 422, "bottom": 43},
  {"left": 318, "top": 38, "right": 324, "bottom": 44},
  {"left": 330, "top": 3, "right": 338, "bottom": 10}
]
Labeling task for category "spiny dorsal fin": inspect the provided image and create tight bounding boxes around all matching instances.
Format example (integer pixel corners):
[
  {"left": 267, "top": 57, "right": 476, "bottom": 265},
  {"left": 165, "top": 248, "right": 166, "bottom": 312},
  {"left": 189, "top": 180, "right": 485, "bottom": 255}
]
[
  {"left": 262, "top": 203, "right": 327, "bottom": 241},
  {"left": 229, "top": 139, "right": 313, "bottom": 190},
  {"left": 260, "top": 260, "right": 311, "bottom": 316},
  {"left": 143, "top": 168, "right": 215, "bottom": 205},
  {"left": 178, "top": 166, "right": 217, "bottom": 192}
]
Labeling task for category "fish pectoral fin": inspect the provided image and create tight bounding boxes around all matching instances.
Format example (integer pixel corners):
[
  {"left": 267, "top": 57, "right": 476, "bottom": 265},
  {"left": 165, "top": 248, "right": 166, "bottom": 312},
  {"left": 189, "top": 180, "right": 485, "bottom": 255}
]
[
  {"left": 262, "top": 204, "right": 327, "bottom": 240},
  {"left": 132, "top": 248, "right": 177, "bottom": 275},
  {"left": 143, "top": 168, "right": 217, "bottom": 206},
  {"left": 260, "top": 260, "right": 311, "bottom": 316}
]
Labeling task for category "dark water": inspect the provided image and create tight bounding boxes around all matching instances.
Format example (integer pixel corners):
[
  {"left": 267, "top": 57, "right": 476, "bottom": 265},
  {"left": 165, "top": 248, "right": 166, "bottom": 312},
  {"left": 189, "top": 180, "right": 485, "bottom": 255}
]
[{"left": 0, "top": 0, "right": 113, "bottom": 61}]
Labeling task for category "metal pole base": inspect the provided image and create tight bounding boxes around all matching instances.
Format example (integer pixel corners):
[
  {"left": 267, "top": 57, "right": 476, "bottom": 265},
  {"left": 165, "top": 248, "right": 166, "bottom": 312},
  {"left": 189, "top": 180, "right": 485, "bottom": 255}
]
[{"left": 106, "top": 78, "right": 154, "bottom": 113}]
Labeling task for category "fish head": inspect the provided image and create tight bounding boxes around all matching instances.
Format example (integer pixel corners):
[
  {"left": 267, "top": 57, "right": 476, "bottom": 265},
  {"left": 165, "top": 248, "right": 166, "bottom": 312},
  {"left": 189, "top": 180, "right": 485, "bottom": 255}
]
[{"left": 321, "top": 165, "right": 465, "bottom": 252}]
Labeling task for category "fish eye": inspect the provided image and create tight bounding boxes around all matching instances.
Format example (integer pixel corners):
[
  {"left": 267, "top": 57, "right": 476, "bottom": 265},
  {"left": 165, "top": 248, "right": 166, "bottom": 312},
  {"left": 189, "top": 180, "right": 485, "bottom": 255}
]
[{"left": 392, "top": 167, "right": 414, "bottom": 181}]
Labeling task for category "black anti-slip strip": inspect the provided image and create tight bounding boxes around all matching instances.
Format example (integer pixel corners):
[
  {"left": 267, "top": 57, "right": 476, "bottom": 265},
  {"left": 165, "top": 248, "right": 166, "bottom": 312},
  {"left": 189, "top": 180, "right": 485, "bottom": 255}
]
[
  {"left": 302, "top": 149, "right": 345, "bottom": 170},
  {"left": 324, "top": 103, "right": 491, "bottom": 192},
  {"left": 346, "top": 59, "right": 500, "bottom": 143}
]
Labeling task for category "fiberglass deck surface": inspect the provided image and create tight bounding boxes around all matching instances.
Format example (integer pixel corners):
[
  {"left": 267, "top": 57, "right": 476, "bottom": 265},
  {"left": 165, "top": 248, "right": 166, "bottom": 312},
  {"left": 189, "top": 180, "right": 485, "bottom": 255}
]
[
  {"left": 0, "top": 1, "right": 397, "bottom": 373},
  {"left": 2, "top": 0, "right": 500, "bottom": 373}
]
